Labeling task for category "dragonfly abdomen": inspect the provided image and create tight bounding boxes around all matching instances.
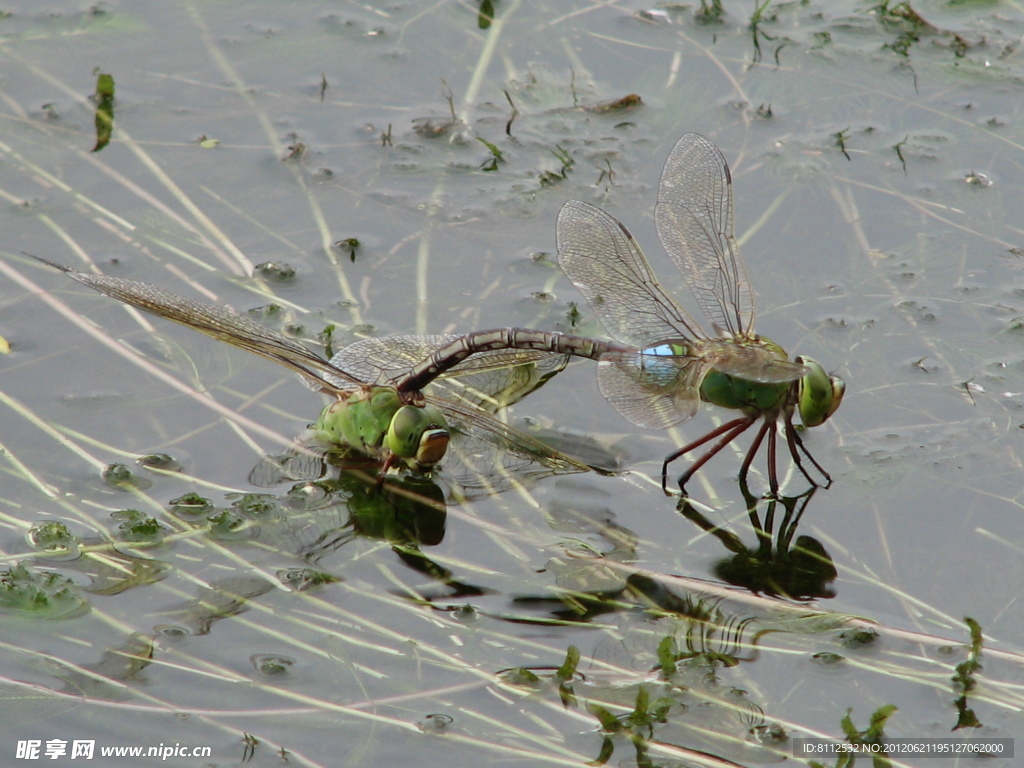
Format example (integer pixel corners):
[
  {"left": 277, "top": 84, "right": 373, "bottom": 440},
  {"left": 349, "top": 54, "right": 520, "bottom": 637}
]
[
  {"left": 398, "top": 328, "right": 623, "bottom": 393},
  {"left": 627, "top": 349, "right": 695, "bottom": 388},
  {"left": 641, "top": 341, "right": 695, "bottom": 357}
]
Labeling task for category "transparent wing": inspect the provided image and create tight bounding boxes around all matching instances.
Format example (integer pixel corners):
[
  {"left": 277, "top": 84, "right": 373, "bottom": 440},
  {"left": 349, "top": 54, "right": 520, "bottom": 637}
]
[
  {"left": 327, "top": 334, "right": 568, "bottom": 412},
  {"left": 703, "top": 340, "right": 808, "bottom": 384},
  {"left": 556, "top": 200, "right": 708, "bottom": 348},
  {"left": 596, "top": 350, "right": 710, "bottom": 430},
  {"left": 433, "top": 395, "right": 590, "bottom": 476},
  {"left": 326, "top": 334, "right": 564, "bottom": 390},
  {"left": 330, "top": 335, "right": 587, "bottom": 474},
  {"left": 428, "top": 353, "right": 567, "bottom": 415},
  {"left": 39, "top": 258, "right": 362, "bottom": 394},
  {"left": 655, "top": 132, "right": 754, "bottom": 338},
  {"left": 43, "top": 260, "right": 593, "bottom": 487}
]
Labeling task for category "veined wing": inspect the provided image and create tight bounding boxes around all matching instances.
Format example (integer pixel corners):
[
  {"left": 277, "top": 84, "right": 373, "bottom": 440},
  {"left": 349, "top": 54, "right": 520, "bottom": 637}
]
[
  {"left": 249, "top": 414, "right": 586, "bottom": 500},
  {"left": 31, "top": 256, "right": 363, "bottom": 395},
  {"left": 595, "top": 350, "right": 710, "bottom": 430},
  {"left": 334, "top": 335, "right": 589, "bottom": 475},
  {"left": 701, "top": 339, "right": 808, "bottom": 384},
  {"left": 326, "top": 334, "right": 564, "bottom": 388},
  {"left": 431, "top": 394, "right": 590, "bottom": 475},
  {"left": 655, "top": 133, "right": 754, "bottom": 338},
  {"left": 429, "top": 354, "right": 567, "bottom": 416},
  {"left": 557, "top": 200, "right": 708, "bottom": 348},
  {"left": 326, "top": 334, "right": 568, "bottom": 413}
]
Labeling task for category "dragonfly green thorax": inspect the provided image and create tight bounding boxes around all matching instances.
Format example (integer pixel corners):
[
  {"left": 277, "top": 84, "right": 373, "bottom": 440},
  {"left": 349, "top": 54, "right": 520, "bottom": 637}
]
[
  {"left": 314, "top": 387, "right": 449, "bottom": 472},
  {"left": 698, "top": 338, "right": 791, "bottom": 415},
  {"left": 554, "top": 132, "right": 845, "bottom": 495}
]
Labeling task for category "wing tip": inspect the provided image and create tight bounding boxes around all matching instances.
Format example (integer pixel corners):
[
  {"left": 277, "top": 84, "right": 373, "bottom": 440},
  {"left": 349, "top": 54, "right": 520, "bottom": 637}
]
[{"left": 23, "top": 252, "right": 73, "bottom": 274}]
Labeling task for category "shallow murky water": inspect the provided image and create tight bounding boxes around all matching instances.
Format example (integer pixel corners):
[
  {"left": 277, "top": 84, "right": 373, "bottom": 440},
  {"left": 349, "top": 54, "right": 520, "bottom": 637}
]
[{"left": 0, "top": 2, "right": 1021, "bottom": 765}]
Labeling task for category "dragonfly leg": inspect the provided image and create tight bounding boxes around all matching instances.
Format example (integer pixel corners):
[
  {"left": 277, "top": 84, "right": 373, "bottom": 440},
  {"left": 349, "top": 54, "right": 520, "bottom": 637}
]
[
  {"left": 666, "top": 416, "right": 755, "bottom": 495},
  {"left": 378, "top": 453, "right": 399, "bottom": 486},
  {"left": 739, "top": 417, "right": 776, "bottom": 497},
  {"left": 783, "top": 413, "right": 833, "bottom": 488}
]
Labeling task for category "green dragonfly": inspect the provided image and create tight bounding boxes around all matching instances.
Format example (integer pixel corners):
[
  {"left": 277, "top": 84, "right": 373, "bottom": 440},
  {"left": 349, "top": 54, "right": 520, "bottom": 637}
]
[
  {"left": 392, "top": 134, "right": 843, "bottom": 494},
  {"left": 248, "top": 329, "right": 627, "bottom": 496},
  {"left": 27, "top": 131, "right": 841, "bottom": 494},
  {"left": 28, "top": 256, "right": 619, "bottom": 480},
  {"left": 550, "top": 132, "right": 844, "bottom": 494}
]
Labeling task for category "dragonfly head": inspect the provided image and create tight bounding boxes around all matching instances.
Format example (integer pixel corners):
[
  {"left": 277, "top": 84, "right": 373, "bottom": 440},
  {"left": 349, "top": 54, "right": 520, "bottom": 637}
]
[
  {"left": 795, "top": 356, "right": 845, "bottom": 428},
  {"left": 384, "top": 404, "right": 450, "bottom": 471}
]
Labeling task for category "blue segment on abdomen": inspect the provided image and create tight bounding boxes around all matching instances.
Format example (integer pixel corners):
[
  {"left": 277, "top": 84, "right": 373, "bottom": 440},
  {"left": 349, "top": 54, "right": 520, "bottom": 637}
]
[
  {"left": 629, "top": 349, "right": 685, "bottom": 386},
  {"left": 643, "top": 344, "right": 680, "bottom": 357}
]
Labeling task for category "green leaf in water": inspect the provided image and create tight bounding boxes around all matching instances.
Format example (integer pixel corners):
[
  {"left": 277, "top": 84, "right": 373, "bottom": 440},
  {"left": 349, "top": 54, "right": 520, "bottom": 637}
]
[
  {"left": 207, "top": 509, "right": 249, "bottom": 539},
  {"left": 952, "top": 616, "right": 984, "bottom": 729},
  {"left": 27, "top": 521, "right": 76, "bottom": 554},
  {"left": 92, "top": 70, "right": 114, "bottom": 152},
  {"left": 0, "top": 563, "right": 89, "bottom": 619},
  {"left": 277, "top": 568, "right": 339, "bottom": 591},
  {"left": 254, "top": 262, "right": 296, "bottom": 283},
  {"left": 657, "top": 635, "right": 678, "bottom": 677},
  {"left": 839, "top": 627, "right": 879, "bottom": 648},
  {"left": 478, "top": 0, "right": 494, "bottom": 29},
  {"left": 169, "top": 493, "right": 214, "bottom": 519},
  {"left": 586, "top": 702, "right": 622, "bottom": 733},
  {"left": 498, "top": 667, "right": 542, "bottom": 687},
  {"left": 101, "top": 462, "right": 150, "bottom": 491},
  {"left": 137, "top": 453, "right": 182, "bottom": 472},
  {"left": 555, "top": 645, "right": 580, "bottom": 682},
  {"left": 111, "top": 509, "right": 167, "bottom": 544},
  {"left": 476, "top": 135, "right": 504, "bottom": 171}
]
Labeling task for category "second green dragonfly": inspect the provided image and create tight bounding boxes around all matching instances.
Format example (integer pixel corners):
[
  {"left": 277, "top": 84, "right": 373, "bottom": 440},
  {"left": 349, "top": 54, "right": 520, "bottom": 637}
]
[{"left": 29, "top": 256, "right": 620, "bottom": 480}]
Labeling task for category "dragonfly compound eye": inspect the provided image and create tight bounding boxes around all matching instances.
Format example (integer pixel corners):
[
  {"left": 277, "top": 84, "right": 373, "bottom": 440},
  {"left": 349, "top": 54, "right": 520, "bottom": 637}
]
[
  {"left": 795, "top": 356, "right": 844, "bottom": 428},
  {"left": 385, "top": 404, "right": 449, "bottom": 471}
]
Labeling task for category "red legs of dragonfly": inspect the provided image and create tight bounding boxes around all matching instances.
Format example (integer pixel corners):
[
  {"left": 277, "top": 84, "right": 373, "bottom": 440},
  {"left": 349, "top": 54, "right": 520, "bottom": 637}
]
[
  {"left": 739, "top": 417, "right": 776, "bottom": 496},
  {"left": 662, "top": 415, "right": 756, "bottom": 494},
  {"left": 783, "top": 411, "right": 833, "bottom": 489},
  {"left": 666, "top": 411, "right": 833, "bottom": 497}
]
